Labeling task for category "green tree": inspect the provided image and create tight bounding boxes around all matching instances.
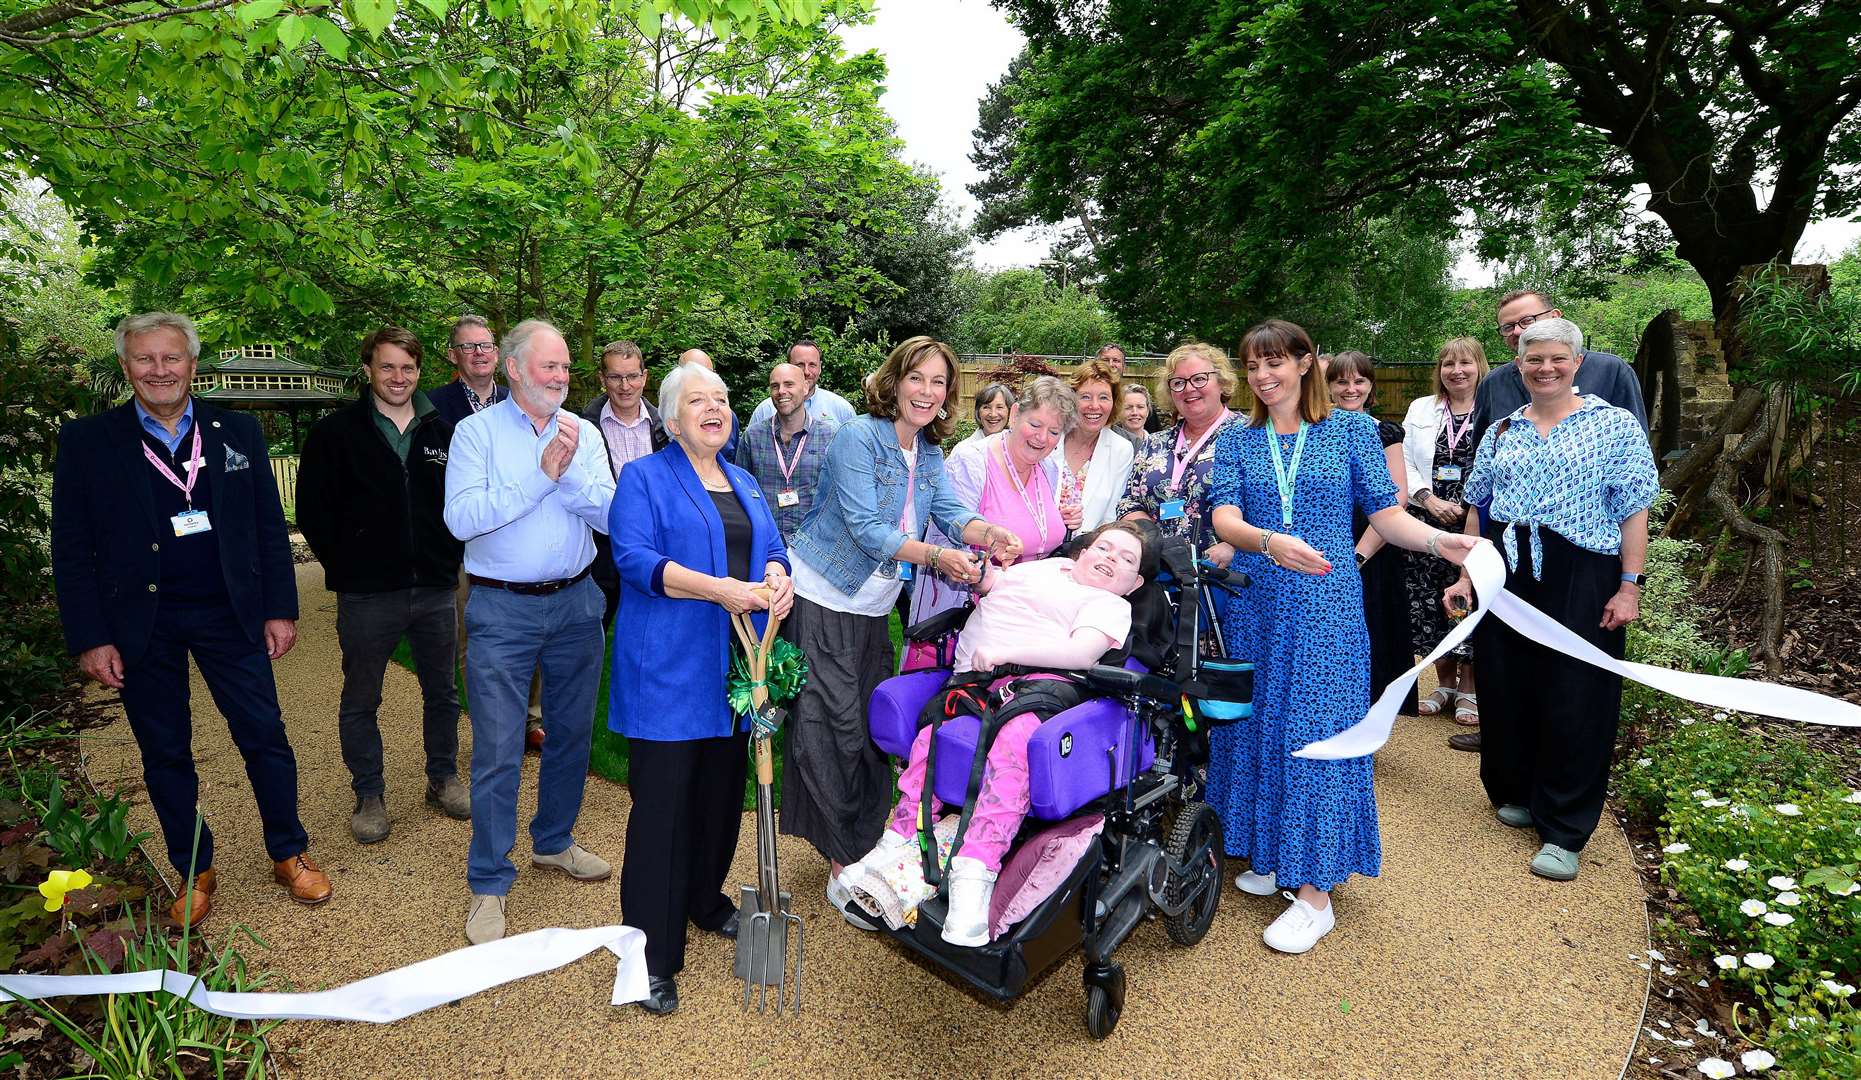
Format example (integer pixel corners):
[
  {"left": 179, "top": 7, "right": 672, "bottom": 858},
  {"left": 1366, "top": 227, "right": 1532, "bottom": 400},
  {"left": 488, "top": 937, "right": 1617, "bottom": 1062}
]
[{"left": 945, "top": 266, "right": 1118, "bottom": 357}]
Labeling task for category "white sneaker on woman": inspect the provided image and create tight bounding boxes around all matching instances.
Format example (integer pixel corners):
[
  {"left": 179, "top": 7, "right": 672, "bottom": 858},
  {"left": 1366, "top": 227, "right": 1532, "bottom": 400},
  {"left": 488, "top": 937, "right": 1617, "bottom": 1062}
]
[
  {"left": 1234, "top": 869, "right": 1278, "bottom": 896},
  {"left": 940, "top": 856, "right": 998, "bottom": 948},
  {"left": 1262, "top": 892, "right": 1335, "bottom": 954}
]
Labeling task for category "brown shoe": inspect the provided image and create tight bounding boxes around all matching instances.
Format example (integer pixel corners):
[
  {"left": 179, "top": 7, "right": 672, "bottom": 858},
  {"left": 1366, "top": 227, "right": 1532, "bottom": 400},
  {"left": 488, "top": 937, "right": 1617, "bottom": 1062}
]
[
  {"left": 169, "top": 867, "right": 217, "bottom": 928},
  {"left": 272, "top": 853, "right": 333, "bottom": 905},
  {"left": 1448, "top": 730, "right": 1483, "bottom": 753}
]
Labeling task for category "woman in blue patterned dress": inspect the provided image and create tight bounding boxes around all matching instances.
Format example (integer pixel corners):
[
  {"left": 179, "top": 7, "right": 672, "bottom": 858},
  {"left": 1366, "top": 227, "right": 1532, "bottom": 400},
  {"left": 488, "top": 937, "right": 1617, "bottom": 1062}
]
[
  {"left": 1208, "top": 320, "right": 1478, "bottom": 955},
  {"left": 1443, "top": 318, "right": 1656, "bottom": 883}
]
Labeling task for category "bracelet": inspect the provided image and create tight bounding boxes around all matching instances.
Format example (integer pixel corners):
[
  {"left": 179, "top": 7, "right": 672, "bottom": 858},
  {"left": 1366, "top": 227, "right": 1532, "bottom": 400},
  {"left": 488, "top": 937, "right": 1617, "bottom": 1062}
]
[
  {"left": 1425, "top": 530, "right": 1444, "bottom": 558},
  {"left": 1260, "top": 529, "right": 1275, "bottom": 555},
  {"left": 928, "top": 545, "right": 942, "bottom": 569}
]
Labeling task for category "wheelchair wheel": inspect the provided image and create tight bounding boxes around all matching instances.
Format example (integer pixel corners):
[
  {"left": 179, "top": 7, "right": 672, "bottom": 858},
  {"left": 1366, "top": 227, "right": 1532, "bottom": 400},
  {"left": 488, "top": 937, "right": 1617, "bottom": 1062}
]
[
  {"left": 1162, "top": 801, "right": 1224, "bottom": 946},
  {"left": 1083, "top": 962, "right": 1125, "bottom": 1040}
]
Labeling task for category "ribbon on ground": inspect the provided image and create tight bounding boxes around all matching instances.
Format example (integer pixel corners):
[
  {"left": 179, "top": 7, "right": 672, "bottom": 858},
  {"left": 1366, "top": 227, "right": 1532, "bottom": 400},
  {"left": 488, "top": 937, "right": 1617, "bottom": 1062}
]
[
  {"left": 1296, "top": 542, "right": 1861, "bottom": 761},
  {"left": 0, "top": 924, "right": 648, "bottom": 1022}
]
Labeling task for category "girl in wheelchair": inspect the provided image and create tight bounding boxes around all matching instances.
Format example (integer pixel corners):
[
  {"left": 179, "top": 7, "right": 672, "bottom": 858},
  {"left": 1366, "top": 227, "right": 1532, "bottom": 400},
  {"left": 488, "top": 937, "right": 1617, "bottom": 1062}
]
[{"left": 838, "top": 519, "right": 1161, "bottom": 946}]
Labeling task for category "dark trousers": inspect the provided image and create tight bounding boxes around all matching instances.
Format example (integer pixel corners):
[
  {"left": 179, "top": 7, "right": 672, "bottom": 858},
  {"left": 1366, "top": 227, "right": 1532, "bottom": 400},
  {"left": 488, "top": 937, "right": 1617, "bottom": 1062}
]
[
  {"left": 335, "top": 587, "right": 460, "bottom": 798},
  {"left": 118, "top": 600, "right": 309, "bottom": 877},
  {"left": 621, "top": 733, "right": 749, "bottom": 976},
  {"left": 1475, "top": 522, "right": 1626, "bottom": 852}
]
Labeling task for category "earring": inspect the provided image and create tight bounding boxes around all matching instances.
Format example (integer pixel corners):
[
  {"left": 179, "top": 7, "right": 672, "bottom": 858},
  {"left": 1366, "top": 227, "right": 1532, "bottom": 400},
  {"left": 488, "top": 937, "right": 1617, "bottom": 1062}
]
[{"left": 938, "top": 408, "right": 948, "bottom": 420}]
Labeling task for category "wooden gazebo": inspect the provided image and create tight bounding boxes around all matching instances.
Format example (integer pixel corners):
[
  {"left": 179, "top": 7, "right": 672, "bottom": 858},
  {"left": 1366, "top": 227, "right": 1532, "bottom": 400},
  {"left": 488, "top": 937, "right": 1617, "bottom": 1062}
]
[{"left": 191, "top": 344, "right": 352, "bottom": 448}]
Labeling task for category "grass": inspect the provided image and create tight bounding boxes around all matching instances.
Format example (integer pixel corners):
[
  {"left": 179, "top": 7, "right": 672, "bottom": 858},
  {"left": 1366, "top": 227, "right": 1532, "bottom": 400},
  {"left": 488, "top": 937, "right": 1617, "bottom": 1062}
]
[{"left": 390, "top": 609, "right": 907, "bottom": 811}]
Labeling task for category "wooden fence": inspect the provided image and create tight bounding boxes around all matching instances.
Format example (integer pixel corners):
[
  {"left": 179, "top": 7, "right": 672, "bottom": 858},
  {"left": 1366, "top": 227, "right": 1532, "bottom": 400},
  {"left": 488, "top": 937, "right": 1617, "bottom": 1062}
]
[{"left": 271, "top": 454, "right": 299, "bottom": 509}]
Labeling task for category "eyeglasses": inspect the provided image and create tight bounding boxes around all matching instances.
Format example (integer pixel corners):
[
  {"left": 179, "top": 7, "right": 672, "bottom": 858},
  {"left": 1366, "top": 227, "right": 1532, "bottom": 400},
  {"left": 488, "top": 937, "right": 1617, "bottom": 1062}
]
[
  {"left": 603, "top": 371, "right": 645, "bottom": 385},
  {"left": 1167, "top": 371, "right": 1216, "bottom": 393},
  {"left": 451, "top": 341, "right": 497, "bottom": 355},
  {"left": 1498, "top": 309, "right": 1552, "bottom": 335}
]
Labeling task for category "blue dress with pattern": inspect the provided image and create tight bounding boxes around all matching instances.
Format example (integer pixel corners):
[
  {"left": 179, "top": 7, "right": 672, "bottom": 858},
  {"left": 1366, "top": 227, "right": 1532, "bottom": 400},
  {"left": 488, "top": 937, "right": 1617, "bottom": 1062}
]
[{"left": 1206, "top": 409, "right": 1398, "bottom": 891}]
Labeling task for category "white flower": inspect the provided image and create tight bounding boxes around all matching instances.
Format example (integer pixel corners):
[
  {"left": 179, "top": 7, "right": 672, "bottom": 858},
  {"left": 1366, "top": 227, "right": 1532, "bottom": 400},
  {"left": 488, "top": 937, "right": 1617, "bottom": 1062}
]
[
  {"left": 1741, "top": 1049, "right": 1776, "bottom": 1072},
  {"left": 1767, "top": 875, "right": 1796, "bottom": 890},
  {"left": 1697, "top": 1057, "right": 1736, "bottom": 1079},
  {"left": 1773, "top": 803, "right": 1801, "bottom": 816},
  {"left": 1702, "top": 798, "right": 1730, "bottom": 807},
  {"left": 1743, "top": 952, "right": 1775, "bottom": 970},
  {"left": 1740, "top": 899, "right": 1769, "bottom": 917},
  {"left": 1774, "top": 891, "right": 1800, "bottom": 907},
  {"left": 1845, "top": 790, "right": 1861, "bottom": 804},
  {"left": 1833, "top": 881, "right": 1860, "bottom": 897},
  {"left": 1713, "top": 954, "right": 1740, "bottom": 970},
  {"left": 1762, "top": 912, "right": 1794, "bottom": 927},
  {"left": 1712, "top": 711, "right": 1727, "bottom": 720},
  {"left": 1665, "top": 842, "right": 1692, "bottom": 854},
  {"left": 1724, "top": 858, "right": 1750, "bottom": 872},
  {"left": 1637, "top": 757, "right": 1653, "bottom": 767},
  {"left": 1679, "top": 716, "right": 1697, "bottom": 726},
  {"left": 1691, "top": 789, "right": 1713, "bottom": 799},
  {"left": 1820, "top": 979, "right": 1856, "bottom": 997}
]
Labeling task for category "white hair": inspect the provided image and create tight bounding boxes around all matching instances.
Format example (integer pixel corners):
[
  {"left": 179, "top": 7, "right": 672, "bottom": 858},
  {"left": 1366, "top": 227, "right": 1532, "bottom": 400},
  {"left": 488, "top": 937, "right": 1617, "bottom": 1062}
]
[
  {"left": 658, "top": 362, "right": 728, "bottom": 425},
  {"left": 115, "top": 312, "right": 200, "bottom": 361},
  {"left": 500, "top": 319, "right": 563, "bottom": 382},
  {"left": 1516, "top": 317, "right": 1584, "bottom": 359}
]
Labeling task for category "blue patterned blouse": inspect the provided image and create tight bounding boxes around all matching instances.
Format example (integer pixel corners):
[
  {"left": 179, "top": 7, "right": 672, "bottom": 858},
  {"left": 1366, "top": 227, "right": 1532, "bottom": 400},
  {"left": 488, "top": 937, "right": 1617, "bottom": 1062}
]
[{"left": 1463, "top": 395, "right": 1658, "bottom": 579}]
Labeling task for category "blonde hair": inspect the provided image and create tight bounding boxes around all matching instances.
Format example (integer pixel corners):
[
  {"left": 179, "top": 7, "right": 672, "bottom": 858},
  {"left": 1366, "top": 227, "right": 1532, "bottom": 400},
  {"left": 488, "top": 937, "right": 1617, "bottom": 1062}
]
[
  {"left": 866, "top": 336, "right": 960, "bottom": 443},
  {"left": 1156, "top": 342, "right": 1238, "bottom": 418},
  {"left": 1238, "top": 319, "right": 1330, "bottom": 427},
  {"left": 1433, "top": 337, "right": 1489, "bottom": 399}
]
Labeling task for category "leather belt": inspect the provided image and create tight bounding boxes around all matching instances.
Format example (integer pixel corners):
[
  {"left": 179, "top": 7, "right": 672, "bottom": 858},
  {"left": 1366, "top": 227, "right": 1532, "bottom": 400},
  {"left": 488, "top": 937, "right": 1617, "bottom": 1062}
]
[{"left": 467, "top": 564, "right": 592, "bottom": 597}]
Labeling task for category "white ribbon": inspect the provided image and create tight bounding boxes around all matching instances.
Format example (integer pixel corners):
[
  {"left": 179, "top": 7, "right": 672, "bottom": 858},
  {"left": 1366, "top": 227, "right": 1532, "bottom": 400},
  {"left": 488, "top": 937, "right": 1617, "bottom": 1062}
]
[
  {"left": 0, "top": 925, "right": 648, "bottom": 1022},
  {"left": 1297, "top": 542, "right": 1861, "bottom": 760}
]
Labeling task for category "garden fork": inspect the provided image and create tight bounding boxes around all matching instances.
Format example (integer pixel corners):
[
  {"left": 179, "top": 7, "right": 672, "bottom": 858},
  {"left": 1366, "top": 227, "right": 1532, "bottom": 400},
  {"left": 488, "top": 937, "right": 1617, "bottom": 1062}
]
[{"left": 729, "top": 600, "right": 803, "bottom": 1016}]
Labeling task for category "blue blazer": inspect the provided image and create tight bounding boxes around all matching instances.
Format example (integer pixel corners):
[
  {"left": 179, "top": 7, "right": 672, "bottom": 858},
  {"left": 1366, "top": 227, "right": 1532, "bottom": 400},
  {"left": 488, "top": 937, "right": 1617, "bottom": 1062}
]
[
  {"left": 51, "top": 399, "right": 298, "bottom": 664},
  {"left": 607, "top": 445, "right": 789, "bottom": 741}
]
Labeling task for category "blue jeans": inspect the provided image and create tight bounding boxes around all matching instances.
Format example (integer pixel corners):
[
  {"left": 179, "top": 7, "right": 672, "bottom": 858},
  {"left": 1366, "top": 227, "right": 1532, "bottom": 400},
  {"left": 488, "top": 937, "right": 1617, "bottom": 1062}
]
[{"left": 463, "top": 576, "right": 604, "bottom": 895}]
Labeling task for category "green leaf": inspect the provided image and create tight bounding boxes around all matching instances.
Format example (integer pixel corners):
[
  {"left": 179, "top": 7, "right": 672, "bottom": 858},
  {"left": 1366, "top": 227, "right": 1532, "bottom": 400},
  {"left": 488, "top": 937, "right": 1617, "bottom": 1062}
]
[
  {"left": 237, "top": 0, "right": 286, "bottom": 25},
  {"left": 351, "top": 0, "right": 395, "bottom": 36},
  {"left": 635, "top": 1, "right": 662, "bottom": 37},
  {"left": 1339, "top": 998, "right": 1352, "bottom": 1014},
  {"left": 274, "top": 12, "right": 306, "bottom": 50},
  {"left": 413, "top": 0, "right": 451, "bottom": 17},
  {"left": 309, "top": 17, "right": 349, "bottom": 60}
]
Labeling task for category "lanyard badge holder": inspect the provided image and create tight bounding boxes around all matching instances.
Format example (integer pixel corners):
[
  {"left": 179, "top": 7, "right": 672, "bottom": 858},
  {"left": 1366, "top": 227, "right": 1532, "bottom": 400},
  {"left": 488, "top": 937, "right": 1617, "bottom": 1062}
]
[
  {"left": 145, "top": 425, "right": 211, "bottom": 537},
  {"left": 771, "top": 419, "right": 806, "bottom": 508}
]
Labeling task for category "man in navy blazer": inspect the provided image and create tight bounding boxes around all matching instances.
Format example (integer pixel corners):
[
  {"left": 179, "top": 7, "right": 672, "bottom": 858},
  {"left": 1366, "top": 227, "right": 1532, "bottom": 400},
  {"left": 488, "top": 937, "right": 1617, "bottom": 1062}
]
[{"left": 51, "top": 312, "right": 331, "bottom": 928}]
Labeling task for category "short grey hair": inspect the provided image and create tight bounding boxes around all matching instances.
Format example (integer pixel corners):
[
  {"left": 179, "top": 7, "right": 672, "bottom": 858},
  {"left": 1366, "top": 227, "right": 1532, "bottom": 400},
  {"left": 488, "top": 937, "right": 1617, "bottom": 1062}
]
[
  {"left": 1015, "top": 375, "right": 1079, "bottom": 434},
  {"left": 449, "top": 314, "right": 492, "bottom": 346},
  {"left": 500, "top": 319, "right": 563, "bottom": 379},
  {"left": 1516, "top": 317, "right": 1584, "bottom": 359},
  {"left": 115, "top": 312, "right": 200, "bottom": 361},
  {"left": 658, "top": 361, "right": 729, "bottom": 426}
]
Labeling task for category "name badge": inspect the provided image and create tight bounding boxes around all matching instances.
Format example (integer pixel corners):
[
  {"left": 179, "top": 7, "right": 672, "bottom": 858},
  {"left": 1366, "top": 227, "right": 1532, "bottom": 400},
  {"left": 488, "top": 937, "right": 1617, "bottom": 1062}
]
[
  {"left": 897, "top": 562, "right": 914, "bottom": 582},
  {"left": 172, "top": 510, "right": 212, "bottom": 537},
  {"left": 1434, "top": 465, "right": 1462, "bottom": 482},
  {"left": 1158, "top": 499, "right": 1186, "bottom": 521},
  {"left": 776, "top": 489, "right": 800, "bottom": 508}
]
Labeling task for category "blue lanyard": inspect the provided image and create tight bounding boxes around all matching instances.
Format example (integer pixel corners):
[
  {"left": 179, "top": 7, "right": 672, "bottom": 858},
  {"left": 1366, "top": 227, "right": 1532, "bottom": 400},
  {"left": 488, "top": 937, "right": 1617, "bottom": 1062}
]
[{"left": 1266, "top": 421, "right": 1308, "bottom": 529}]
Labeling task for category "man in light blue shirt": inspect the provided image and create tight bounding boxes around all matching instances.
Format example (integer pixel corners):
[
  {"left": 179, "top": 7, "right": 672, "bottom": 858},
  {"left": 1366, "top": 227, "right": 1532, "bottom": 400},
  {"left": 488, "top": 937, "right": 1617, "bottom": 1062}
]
[
  {"left": 443, "top": 319, "right": 616, "bottom": 945},
  {"left": 747, "top": 339, "right": 858, "bottom": 427}
]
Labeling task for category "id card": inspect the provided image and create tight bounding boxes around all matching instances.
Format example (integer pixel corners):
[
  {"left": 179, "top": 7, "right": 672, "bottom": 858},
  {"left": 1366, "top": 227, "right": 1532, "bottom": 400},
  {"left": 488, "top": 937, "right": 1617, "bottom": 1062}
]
[
  {"left": 1434, "top": 464, "right": 1462, "bottom": 482},
  {"left": 776, "top": 489, "right": 800, "bottom": 508},
  {"left": 172, "top": 510, "right": 212, "bottom": 537},
  {"left": 897, "top": 561, "right": 914, "bottom": 581},
  {"left": 1158, "top": 498, "right": 1186, "bottom": 521}
]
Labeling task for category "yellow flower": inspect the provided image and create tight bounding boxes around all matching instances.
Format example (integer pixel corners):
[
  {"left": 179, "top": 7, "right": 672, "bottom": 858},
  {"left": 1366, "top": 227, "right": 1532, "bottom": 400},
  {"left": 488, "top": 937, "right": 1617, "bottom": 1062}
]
[{"left": 37, "top": 869, "right": 93, "bottom": 912}]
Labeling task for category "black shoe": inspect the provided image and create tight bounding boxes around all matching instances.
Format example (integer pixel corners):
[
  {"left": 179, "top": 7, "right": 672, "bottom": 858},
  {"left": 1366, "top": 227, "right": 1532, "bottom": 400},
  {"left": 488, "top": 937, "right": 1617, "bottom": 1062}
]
[
  {"left": 638, "top": 976, "right": 678, "bottom": 1015},
  {"left": 713, "top": 909, "right": 739, "bottom": 940},
  {"left": 1448, "top": 731, "right": 1482, "bottom": 753}
]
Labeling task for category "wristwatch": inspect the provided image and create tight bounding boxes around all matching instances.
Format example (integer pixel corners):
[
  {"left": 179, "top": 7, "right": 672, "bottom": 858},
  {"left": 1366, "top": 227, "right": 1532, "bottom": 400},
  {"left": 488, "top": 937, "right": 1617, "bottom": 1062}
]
[
  {"left": 1620, "top": 572, "right": 1646, "bottom": 587},
  {"left": 1415, "top": 488, "right": 1435, "bottom": 503}
]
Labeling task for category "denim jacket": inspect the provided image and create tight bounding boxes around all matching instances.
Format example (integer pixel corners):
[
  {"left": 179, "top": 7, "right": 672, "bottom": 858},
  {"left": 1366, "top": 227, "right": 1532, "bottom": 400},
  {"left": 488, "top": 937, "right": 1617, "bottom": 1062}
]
[{"left": 789, "top": 415, "right": 982, "bottom": 596}]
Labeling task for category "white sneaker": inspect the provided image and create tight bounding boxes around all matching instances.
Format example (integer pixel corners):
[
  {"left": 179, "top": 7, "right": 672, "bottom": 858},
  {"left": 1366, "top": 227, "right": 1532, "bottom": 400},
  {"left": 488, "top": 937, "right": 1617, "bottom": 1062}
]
[
  {"left": 826, "top": 876, "right": 879, "bottom": 931},
  {"left": 940, "top": 855, "right": 997, "bottom": 948},
  {"left": 1262, "top": 892, "right": 1335, "bottom": 954},
  {"left": 1234, "top": 869, "right": 1278, "bottom": 896}
]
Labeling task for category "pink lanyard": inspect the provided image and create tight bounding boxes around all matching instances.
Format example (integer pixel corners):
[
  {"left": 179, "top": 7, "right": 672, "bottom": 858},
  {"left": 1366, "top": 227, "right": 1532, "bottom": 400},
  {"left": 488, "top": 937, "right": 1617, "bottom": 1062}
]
[
  {"left": 898, "top": 448, "right": 916, "bottom": 532},
  {"left": 143, "top": 423, "right": 203, "bottom": 509},
  {"left": 1440, "top": 401, "right": 1473, "bottom": 453},
  {"left": 1169, "top": 411, "right": 1229, "bottom": 491},
  {"left": 994, "top": 440, "right": 1050, "bottom": 551},
  {"left": 771, "top": 420, "right": 808, "bottom": 486}
]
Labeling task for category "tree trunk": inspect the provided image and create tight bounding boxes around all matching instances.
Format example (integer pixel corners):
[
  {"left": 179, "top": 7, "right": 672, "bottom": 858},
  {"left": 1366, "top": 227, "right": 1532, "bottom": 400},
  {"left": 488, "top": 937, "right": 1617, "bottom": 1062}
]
[{"left": 1704, "top": 387, "right": 1789, "bottom": 669}]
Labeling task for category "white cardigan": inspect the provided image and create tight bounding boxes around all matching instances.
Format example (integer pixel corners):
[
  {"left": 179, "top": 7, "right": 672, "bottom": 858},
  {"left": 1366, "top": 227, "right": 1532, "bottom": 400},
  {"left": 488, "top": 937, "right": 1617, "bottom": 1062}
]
[
  {"left": 1049, "top": 427, "right": 1137, "bottom": 532},
  {"left": 1400, "top": 394, "right": 1478, "bottom": 498}
]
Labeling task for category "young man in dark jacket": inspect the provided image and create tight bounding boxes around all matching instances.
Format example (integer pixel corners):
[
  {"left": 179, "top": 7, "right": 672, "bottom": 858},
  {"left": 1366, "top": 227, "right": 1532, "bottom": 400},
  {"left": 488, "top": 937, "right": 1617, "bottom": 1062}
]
[{"left": 297, "top": 326, "right": 469, "bottom": 844}]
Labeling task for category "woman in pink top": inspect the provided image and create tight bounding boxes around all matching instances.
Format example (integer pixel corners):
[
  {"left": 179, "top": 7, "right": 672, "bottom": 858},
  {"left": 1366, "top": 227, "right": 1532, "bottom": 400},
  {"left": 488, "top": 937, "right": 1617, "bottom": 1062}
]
[
  {"left": 843, "top": 520, "right": 1155, "bottom": 947},
  {"left": 906, "top": 377, "right": 1082, "bottom": 629}
]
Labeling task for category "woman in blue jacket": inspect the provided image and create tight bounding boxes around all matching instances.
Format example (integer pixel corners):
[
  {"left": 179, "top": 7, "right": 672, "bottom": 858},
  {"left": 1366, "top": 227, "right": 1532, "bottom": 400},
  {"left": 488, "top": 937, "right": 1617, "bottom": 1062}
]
[
  {"left": 608, "top": 363, "right": 793, "bottom": 1016},
  {"left": 780, "top": 336, "right": 1023, "bottom": 926}
]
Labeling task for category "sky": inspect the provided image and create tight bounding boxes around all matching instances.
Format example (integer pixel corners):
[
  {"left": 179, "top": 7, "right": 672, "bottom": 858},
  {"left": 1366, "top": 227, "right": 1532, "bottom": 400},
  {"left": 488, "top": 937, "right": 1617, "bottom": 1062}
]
[{"left": 840, "top": 1, "right": 1860, "bottom": 284}]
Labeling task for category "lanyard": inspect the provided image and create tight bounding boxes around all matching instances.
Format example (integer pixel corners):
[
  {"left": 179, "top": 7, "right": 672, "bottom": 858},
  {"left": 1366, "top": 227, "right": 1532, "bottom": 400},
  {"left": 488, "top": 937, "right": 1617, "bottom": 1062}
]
[
  {"left": 143, "top": 423, "right": 203, "bottom": 509},
  {"left": 1169, "top": 411, "right": 1230, "bottom": 492},
  {"left": 1265, "top": 420, "right": 1308, "bottom": 528},
  {"left": 995, "top": 440, "right": 1050, "bottom": 551},
  {"left": 1440, "top": 401, "right": 1474, "bottom": 453},
  {"left": 898, "top": 447, "right": 916, "bottom": 532},
  {"left": 771, "top": 420, "right": 808, "bottom": 486}
]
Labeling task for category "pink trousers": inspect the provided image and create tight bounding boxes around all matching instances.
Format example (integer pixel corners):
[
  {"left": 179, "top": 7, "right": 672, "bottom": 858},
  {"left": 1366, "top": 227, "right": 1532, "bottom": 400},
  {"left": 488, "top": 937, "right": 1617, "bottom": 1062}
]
[{"left": 887, "top": 713, "right": 1042, "bottom": 873}]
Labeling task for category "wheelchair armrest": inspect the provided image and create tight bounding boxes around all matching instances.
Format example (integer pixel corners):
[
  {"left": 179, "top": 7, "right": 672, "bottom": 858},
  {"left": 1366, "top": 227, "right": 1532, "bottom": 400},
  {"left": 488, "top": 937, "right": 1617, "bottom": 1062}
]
[
  {"left": 903, "top": 603, "right": 973, "bottom": 643},
  {"left": 1084, "top": 664, "right": 1179, "bottom": 703}
]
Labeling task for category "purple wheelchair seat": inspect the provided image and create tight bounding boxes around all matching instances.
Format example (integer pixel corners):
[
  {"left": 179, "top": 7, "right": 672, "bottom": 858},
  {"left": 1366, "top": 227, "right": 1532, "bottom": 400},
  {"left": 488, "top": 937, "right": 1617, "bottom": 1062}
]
[{"left": 866, "top": 663, "right": 1157, "bottom": 822}]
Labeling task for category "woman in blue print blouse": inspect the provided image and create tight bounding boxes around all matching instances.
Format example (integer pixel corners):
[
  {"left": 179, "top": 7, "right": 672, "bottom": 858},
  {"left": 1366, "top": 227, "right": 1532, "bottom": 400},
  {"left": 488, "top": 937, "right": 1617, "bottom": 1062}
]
[{"left": 1444, "top": 317, "right": 1657, "bottom": 884}]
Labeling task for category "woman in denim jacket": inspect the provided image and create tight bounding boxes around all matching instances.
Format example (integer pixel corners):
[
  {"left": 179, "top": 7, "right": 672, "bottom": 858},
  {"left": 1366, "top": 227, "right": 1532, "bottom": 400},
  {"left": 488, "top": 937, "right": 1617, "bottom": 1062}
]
[{"left": 782, "top": 336, "right": 1023, "bottom": 925}]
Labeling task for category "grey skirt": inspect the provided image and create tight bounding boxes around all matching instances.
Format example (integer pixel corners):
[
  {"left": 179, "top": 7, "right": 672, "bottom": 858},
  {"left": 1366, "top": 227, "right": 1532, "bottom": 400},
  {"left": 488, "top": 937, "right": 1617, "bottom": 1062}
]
[{"left": 778, "top": 595, "right": 897, "bottom": 866}]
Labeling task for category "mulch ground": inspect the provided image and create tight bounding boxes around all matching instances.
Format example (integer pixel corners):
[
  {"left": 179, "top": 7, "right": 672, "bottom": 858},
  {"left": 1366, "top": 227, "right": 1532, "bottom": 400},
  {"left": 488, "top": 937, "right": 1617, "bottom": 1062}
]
[{"left": 77, "top": 562, "right": 1651, "bottom": 1079}]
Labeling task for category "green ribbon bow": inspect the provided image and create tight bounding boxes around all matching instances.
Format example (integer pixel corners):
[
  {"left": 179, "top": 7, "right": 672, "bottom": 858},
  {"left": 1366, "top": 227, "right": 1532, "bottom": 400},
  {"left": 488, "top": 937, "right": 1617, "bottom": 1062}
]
[{"left": 728, "top": 637, "right": 809, "bottom": 716}]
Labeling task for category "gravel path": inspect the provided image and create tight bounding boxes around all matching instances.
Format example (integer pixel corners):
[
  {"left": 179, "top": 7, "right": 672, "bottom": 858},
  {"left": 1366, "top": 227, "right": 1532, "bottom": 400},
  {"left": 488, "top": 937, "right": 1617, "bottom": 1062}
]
[{"left": 82, "top": 563, "right": 1649, "bottom": 1078}]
